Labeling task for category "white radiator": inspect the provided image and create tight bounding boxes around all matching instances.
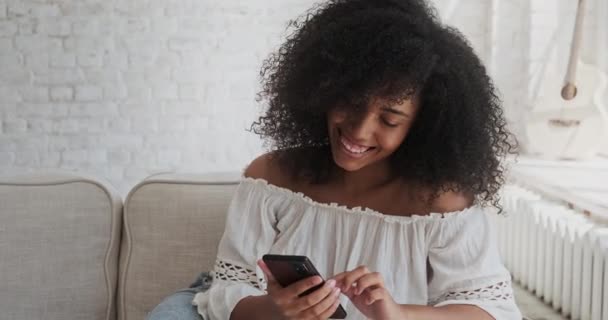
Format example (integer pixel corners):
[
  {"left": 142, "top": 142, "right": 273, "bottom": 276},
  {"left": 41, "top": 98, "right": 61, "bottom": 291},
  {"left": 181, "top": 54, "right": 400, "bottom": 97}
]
[{"left": 494, "top": 185, "right": 608, "bottom": 320}]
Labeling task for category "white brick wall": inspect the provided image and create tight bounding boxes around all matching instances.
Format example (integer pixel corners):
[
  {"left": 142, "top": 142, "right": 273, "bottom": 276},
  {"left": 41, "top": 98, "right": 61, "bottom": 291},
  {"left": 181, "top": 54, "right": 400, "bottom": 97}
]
[
  {"left": 0, "top": 0, "right": 579, "bottom": 196},
  {"left": 0, "top": 0, "right": 322, "bottom": 195}
]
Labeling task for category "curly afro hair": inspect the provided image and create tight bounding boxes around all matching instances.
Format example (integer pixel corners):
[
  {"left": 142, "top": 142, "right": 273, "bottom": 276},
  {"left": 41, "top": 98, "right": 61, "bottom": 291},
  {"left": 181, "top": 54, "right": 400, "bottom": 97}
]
[{"left": 251, "top": 0, "right": 517, "bottom": 209}]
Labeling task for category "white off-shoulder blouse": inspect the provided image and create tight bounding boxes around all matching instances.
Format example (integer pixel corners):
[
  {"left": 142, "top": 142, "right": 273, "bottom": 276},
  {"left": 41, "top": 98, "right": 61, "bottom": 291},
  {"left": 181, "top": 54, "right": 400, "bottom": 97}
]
[{"left": 192, "top": 178, "right": 521, "bottom": 320}]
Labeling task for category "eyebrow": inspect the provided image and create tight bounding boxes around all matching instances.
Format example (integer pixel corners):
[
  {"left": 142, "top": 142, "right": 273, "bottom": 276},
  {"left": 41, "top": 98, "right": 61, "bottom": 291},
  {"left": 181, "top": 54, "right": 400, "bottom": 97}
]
[{"left": 381, "top": 107, "right": 410, "bottom": 118}]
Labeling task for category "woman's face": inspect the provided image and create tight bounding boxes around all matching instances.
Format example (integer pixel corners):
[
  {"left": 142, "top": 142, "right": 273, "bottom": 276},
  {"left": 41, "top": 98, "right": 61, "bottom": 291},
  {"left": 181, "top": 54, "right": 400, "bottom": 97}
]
[{"left": 327, "top": 96, "right": 418, "bottom": 172}]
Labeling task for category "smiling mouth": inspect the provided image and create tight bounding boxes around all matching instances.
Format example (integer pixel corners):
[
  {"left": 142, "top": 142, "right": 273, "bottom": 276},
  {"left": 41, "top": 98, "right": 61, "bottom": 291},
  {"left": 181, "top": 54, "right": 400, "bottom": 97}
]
[{"left": 337, "top": 129, "right": 376, "bottom": 157}]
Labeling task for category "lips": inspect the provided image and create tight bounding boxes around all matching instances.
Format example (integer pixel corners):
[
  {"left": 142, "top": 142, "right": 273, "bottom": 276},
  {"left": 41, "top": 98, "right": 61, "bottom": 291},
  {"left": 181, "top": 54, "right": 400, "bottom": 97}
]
[
  {"left": 341, "top": 136, "right": 370, "bottom": 153},
  {"left": 338, "top": 130, "right": 375, "bottom": 156}
]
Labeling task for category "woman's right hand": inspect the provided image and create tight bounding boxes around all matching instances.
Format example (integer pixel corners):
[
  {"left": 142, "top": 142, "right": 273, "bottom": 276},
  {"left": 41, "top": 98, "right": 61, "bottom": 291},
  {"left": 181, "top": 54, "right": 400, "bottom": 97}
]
[{"left": 257, "top": 259, "right": 342, "bottom": 320}]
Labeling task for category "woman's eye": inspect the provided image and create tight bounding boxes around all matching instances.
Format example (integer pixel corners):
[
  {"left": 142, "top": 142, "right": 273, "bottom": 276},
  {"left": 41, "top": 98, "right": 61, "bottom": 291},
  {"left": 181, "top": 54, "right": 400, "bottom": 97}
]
[{"left": 382, "top": 119, "right": 399, "bottom": 127}]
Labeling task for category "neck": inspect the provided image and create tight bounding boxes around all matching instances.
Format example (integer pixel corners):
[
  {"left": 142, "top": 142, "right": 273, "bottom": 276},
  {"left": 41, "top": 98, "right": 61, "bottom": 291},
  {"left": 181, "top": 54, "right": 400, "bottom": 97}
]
[{"left": 331, "top": 160, "right": 396, "bottom": 195}]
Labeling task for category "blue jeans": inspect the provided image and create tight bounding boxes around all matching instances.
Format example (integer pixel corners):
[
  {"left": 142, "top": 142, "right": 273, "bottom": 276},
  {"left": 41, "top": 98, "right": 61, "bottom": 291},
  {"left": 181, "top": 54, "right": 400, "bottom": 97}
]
[{"left": 146, "top": 272, "right": 213, "bottom": 320}]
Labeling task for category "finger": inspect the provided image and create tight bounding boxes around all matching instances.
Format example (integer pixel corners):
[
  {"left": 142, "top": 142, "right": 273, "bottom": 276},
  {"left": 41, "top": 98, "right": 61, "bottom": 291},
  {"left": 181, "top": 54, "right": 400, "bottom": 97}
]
[
  {"left": 364, "top": 287, "right": 388, "bottom": 305},
  {"left": 289, "top": 279, "right": 337, "bottom": 313},
  {"left": 340, "top": 266, "right": 370, "bottom": 293},
  {"left": 330, "top": 271, "right": 352, "bottom": 290},
  {"left": 329, "top": 271, "right": 348, "bottom": 282},
  {"left": 302, "top": 286, "right": 341, "bottom": 318},
  {"left": 343, "top": 288, "right": 356, "bottom": 300},
  {"left": 352, "top": 272, "right": 384, "bottom": 295},
  {"left": 318, "top": 297, "right": 342, "bottom": 320},
  {"left": 257, "top": 260, "right": 281, "bottom": 292},
  {"left": 257, "top": 260, "right": 276, "bottom": 282},
  {"left": 286, "top": 275, "right": 323, "bottom": 298}
]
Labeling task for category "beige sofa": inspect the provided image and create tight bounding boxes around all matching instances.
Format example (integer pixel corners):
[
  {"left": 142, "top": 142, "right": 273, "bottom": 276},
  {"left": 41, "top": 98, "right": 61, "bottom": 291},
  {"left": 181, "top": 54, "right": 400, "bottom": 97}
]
[
  {"left": 1, "top": 171, "right": 542, "bottom": 320},
  {"left": 0, "top": 171, "right": 241, "bottom": 320}
]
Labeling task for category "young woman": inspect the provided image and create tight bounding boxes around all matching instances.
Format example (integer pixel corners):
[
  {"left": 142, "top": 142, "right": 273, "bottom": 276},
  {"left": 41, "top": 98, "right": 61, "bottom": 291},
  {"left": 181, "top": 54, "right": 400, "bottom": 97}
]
[{"left": 148, "top": 0, "right": 520, "bottom": 319}]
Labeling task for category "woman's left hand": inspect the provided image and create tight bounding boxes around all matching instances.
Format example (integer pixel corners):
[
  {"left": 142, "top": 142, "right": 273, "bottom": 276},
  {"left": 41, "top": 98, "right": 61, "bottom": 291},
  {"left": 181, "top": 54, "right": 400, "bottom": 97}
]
[{"left": 330, "top": 266, "right": 404, "bottom": 320}]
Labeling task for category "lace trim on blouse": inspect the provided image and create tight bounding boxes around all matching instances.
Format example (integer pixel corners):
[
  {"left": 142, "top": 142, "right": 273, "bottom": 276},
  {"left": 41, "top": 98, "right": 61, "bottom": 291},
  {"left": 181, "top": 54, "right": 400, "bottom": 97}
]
[
  {"left": 212, "top": 260, "right": 266, "bottom": 290},
  {"left": 429, "top": 279, "right": 514, "bottom": 305}
]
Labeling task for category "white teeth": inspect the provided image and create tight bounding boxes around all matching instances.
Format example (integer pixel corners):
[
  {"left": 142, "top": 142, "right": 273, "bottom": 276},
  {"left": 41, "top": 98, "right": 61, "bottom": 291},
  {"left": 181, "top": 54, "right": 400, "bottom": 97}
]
[{"left": 340, "top": 136, "right": 370, "bottom": 154}]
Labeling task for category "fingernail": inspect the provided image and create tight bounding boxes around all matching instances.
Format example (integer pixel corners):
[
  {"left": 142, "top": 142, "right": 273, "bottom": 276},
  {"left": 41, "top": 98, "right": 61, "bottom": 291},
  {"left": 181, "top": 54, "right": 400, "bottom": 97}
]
[
  {"left": 334, "top": 288, "right": 340, "bottom": 296},
  {"left": 327, "top": 279, "right": 336, "bottom": 287}
]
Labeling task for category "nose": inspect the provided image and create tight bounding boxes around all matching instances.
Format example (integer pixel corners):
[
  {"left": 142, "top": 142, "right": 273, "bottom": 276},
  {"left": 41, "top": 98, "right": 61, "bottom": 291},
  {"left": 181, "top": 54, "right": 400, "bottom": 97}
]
[{"left": 346, "top": 112, "right": 375, "bottom": 143}]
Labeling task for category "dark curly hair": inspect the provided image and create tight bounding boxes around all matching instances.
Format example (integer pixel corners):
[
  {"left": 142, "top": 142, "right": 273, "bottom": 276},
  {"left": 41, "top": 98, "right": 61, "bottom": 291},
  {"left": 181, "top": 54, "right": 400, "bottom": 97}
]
[{"left": 251, "top": 0, "right": 517, "bottom": 209}]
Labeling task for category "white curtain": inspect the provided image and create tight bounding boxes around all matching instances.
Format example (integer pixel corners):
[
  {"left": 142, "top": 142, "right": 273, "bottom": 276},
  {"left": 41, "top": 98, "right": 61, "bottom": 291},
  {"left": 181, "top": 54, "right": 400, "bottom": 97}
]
[
  {"left": 524, "top": 0, "right": 608, "bottom": 159},
  {"left": 431, "top": 0, "right": 607, "bottom": 158},
  {"left": 586, "top": 0, "right": 608, "bottom": 155}
]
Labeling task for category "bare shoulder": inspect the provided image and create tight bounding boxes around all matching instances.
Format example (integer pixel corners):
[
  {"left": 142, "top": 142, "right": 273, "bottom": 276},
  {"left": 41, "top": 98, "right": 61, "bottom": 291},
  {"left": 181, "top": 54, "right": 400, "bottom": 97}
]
[
  {"left": 431, "top": 189, "right": 475, "bottom": 213},
  {"left": 243, "top": 151, "right": 293, "bottom": 189},
  {"left": 243, "top": 152, "right": 273, "bottom": 179}
]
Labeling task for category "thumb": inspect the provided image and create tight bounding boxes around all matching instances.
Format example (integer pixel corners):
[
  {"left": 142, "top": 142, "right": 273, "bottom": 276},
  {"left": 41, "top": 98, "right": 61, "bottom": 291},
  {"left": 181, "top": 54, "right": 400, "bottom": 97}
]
[{"left": 257, "top": 259, "right": 279, "bottom": 287}]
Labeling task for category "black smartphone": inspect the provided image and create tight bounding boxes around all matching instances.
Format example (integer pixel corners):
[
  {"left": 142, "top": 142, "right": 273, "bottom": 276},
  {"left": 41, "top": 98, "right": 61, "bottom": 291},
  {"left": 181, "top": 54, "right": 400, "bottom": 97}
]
[{"left": 262, "top": 254, "right": 347, "bottom": 319}]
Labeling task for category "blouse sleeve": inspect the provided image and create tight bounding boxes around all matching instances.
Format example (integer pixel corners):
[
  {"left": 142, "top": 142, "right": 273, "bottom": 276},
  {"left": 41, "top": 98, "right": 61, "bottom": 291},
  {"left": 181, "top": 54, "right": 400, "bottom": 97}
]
[
  {"left": 426, "top": 208, "right": 522, "bottom": 320},
  {"left": 192, "top": 179, "right": 280, "bottom": 320}
]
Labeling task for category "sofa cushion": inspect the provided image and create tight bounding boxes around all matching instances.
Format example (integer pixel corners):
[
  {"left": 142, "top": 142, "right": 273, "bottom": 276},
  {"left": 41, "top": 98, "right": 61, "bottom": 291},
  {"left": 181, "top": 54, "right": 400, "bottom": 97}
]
[
  {"left": 118, "top": 172, "right": 240, "bottom": 320},
  {"left": 0, "top": 171, "right": 122, "bottom": 320}
]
